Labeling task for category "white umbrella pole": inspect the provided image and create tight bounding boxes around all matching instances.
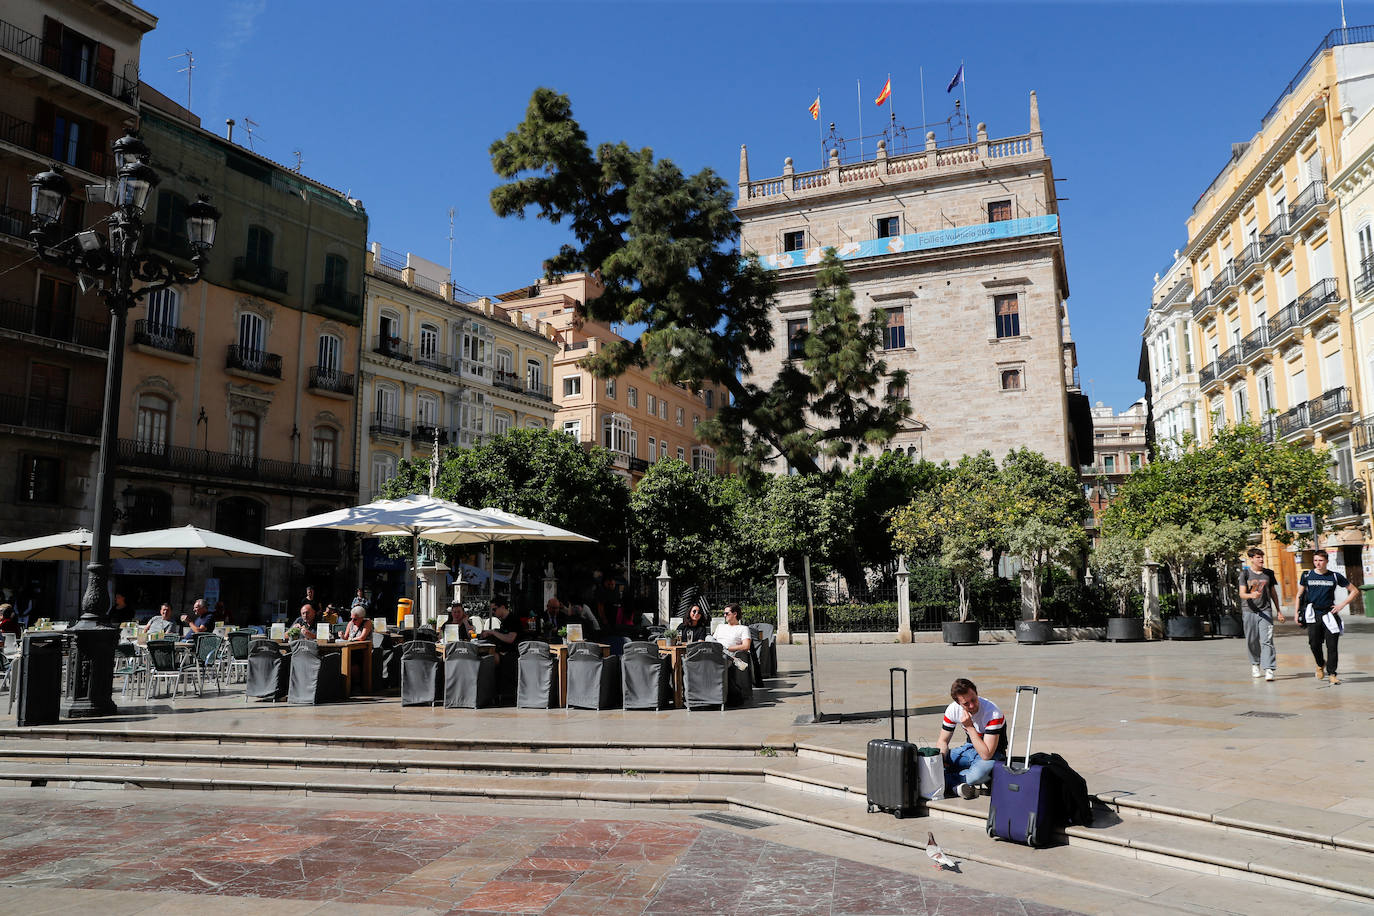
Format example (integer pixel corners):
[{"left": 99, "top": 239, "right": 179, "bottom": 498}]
[
  {"left": 489, "top": 543, "right": 495, "bottom": 600},
  {"left": 411, "top": 533, "right": 420, "bottom": 620}
]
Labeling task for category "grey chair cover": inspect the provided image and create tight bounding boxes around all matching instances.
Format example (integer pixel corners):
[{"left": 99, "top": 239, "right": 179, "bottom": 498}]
[
  {"left": 516, "top": 640, "right": 557, "bottom": 708},
  {"left": 413, "top": 626, "right": 439, "bottom": 643},
  {"left": 754, "top": 622, "right": 777, "bottom": 677},
  {"left": 683, "top": 641, "right": 729, "bottom": 710},
  {"left": 400, "top": 640, "right": 442, "bottom": 706},
  {"left": 443, "top": 641, "right": 497, "bottom": 708},
  {"left": 371, "top": 632, "right": 401, "bottom": 693},
  {"left": 620, "top": 640, "right": 673, "bottom": 710},
  {"left": 246, "top": 640, "right": 289, "bottom": 700},
  {"left": 565, "top": 642, "right": 621, "bottom": 710},
  {"left": 288, "top": 639, "right": 344, "bottom": 704}
]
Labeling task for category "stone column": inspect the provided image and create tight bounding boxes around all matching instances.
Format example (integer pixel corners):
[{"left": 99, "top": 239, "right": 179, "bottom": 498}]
[
  {"left": 1142, "top": 558, "right": 1163, "bottom": 639},
  {"left": 542, "top": 562, "right": 558, "bottom": 609},
  {"left": 896, "top": 556, "right": 912, "bottom": 643},
  {"left": 656, "top": 560, "right": 671, "bottom": 627},
  {"left": 775, "top": 558, "right": 790, "bottom": 643},
  {"left": 976, "top": 122, "right": 989, "bottom": 160},
  {"left": 416, "top": 559, "right": 449, "bottom": 627}
]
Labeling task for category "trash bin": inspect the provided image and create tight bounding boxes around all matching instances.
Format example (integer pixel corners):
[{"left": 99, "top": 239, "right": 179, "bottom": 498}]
[
  {"left": 1360, "top": 584, "right": 1374, "bottom": 618},
  {"left": 16, "top": 633, "right": 65, "bottom": 726}
]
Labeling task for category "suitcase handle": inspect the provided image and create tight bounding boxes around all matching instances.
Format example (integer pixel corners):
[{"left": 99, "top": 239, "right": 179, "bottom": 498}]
[
  {"left": 889, "top": 667, "right": 908, "bottom": 743},
  {"left": 1007, "top": 684, "right": 1038, "bottom": 767}
]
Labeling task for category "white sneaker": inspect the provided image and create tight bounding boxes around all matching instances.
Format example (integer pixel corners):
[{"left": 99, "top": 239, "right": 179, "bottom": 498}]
[
  {"left": 1251, "top": 665, "right": 1262, "bottom": 678},
  {"left": 1264, "top": 669, "right": 1275, "bottom": 681},
  {"left": 957, "top": 783, "right": 978, "bottom": 800}
]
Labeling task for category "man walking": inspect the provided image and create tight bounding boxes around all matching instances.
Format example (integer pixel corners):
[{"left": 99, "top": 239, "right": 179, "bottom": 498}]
[
  {"left": 1294, "top": 549, "right": 1353, "bottom": 686},
  {"left": 1238, "top": 547, "right": 1284, "bottom": 681}
]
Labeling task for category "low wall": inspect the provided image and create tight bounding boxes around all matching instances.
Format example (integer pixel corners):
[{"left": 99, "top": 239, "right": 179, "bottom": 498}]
[{"left": 783, "top": 626, "right": 1106, "bottom": 645}]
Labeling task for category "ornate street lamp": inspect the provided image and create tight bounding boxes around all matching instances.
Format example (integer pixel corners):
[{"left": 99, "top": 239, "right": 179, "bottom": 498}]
[{"left": 29, "top": 132, "right": 219, "bottom": 717}]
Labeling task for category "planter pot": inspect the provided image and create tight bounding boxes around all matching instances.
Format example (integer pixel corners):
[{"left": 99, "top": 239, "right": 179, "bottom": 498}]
[
  {"left": 942, "top": 621, "right": 980, "bottom": 645},
  {"left": 1015, "top": 620, "right": 1055, "bottom": 644},
  {"left": 1216, "top": 614, "right": 1244, "bottom": 638},
  {"left": 1166, "top": 617, "right": 1204, "bottom": 640},
  {"left": 1105, "top": 617, "right": 1145, "bottom": 642}
]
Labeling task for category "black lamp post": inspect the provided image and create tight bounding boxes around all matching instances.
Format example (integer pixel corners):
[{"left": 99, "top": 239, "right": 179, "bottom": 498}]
[{"left": 29, "top": 132, "right": 219, "bottom": 717}]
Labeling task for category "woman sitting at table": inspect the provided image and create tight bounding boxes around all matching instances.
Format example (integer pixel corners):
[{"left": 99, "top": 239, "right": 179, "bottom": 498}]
[
  {"left": 292, "top": 603, "right": 321, "bottom": 639},
  {"left": 342, "top": 605, "right": 373, "bottom": 642},
  {"left": 440, "top": 600, "right": 474, "bottom": 641},
  {"left": 679, "top": 604, "right": 711, "bottom": 643},
  {"left": 0, "top": 603, "right": 22, "bottom": 637}
]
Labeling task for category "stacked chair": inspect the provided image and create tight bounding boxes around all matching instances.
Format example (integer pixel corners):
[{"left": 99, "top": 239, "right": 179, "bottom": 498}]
[
  {"left": 516, "top": 640, "right": 558, "bottom": 708},
  {"left": 400, "top": 640, "right": 443, "bottom": 706},
  {"left": 443, "top": 642, "right": 497, "bottom": 708},
  {"left": 245, "top": 639, "right": 289, "bottom": 702},
  {"left": 565, "top": 642, "right": 621, "bottom": 710},
  {"left": 288, "top": 640, "right": 345, "bottom": 704},
  {"left": 621, "top": 640, "right": 674, "bottom": 710}
]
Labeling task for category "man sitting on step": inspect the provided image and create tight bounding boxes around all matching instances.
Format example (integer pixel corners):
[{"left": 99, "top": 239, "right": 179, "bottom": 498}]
[{"left": 936, "top": 677, "right": 1006, "bottom": 800}]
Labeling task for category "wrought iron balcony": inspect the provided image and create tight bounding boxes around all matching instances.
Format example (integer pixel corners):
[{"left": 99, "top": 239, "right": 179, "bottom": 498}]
[
  {"left": 0, "top": 202, "right": 27, "bottom": 239},
  {"left": 1266, "top": 303, "right": 1301, "bottom": 347},
  {"left": 116, "top": 438, "right": 358, "bottom": 492},
  {"left": 0, "top": 393, "right": 99, "bottom": 437},
  {"left": 372, "top": 335, "right": 412, "bottom": 362},
  {"left": 132, "top": 319, "right": 195, "bottom": 357},
  {"left": 1288, "top": 181, "right": 1327, "bottom": 230},
  {"left": 1296, "top": 278, "right": 1340, "bottom": 324},
  {"left": 314, "top": 283, "right": 360, "bottom": 314},
  {"left": 0, "top": 18, "right": 138, "bottom": 105},
  {"left": 307, "top": 366, "right": 354, "bottom": 395},
  {"left": 1358, "top": 258, "right": 1374, "bottom": 299},
  {"left": 1259, "top": 418, "right": 1277, "bottom": 442},
  {"left": 414, "top": 348, "right": 451, "bottom": 373},
  {"left": 1208, "top": 265, "right": 1237, "bottom": 302},
  {"left": 232, "top": 257, "right": 288, "bottom": 293},
  {"left": 1216, "top": 346, "right": 1242, "bottom": 379},
  {"left": 1307, "top": 386, "right": 1353, "bottom": 429},
  {"left": 1233, "top": 242, "right": 1264, "bottom": 282},
  {"left": 1240, "top": 325, "right": 1269, "bottom": 363},
  {"left": 0, "top": 109, "right": 109, "bottom": 175},
  {"left": 1353, "top": 418, "right": 1374, "bottom": 457},
  {"left": 493, "top": 369, "right": 524, "bottom": 393},
  {"left": 1198, "top": 363, "right": 1218, "bottom": 387},
  {"left": 629, "top": 456, "right": 650, "bottom": 473},
  {"left": 1190, "top": 289, "right": 1212, "bottom": 318},
  {"left": 369, "top": 412, "right": 409, "bottom": 438},
  {"left": 1260, "top": 212, "right": 1291, "bottom": 254},
  {"left": 0, "top": 295, "right": 108, "bottom": 349},
  {"left": 412, "top": 423, "right": 448, "bottom": 446},
  {"left": 1275, "top": 403, "right": 1310, "bottom": 438},
  {"left": 225, "top": 345, "right": 282, "bottom": 378},
  {"left": 1329, "top": 496, "right": 1361, "bottom": 522},
  {"left": 526, "top": 381, "right": 553, "bottom": 402}
]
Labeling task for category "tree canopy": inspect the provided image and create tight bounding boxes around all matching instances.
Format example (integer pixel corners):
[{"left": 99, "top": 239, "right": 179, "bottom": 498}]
[{"left": 489, "top": 88, "right": 909, "bottom": 474}]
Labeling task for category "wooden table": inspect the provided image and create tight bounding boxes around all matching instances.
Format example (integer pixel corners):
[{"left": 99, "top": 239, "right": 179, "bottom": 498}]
[
  {"left": 274, "top": 638, "right": 372, "bottom": 695},
  {"left": 550, "top": 642, "right": 610, "bottom": 707},
  {"left": 656, "top": 641, "right": 686, "bottom": 708}
]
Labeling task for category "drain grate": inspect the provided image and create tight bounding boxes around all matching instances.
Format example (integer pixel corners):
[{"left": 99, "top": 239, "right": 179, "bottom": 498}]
[
  {"left": 1238, "top": 711, "right": 1298, "bottom": 719},
  {"left": 695, "top": 812, "right": 773, "bottom": 830}
]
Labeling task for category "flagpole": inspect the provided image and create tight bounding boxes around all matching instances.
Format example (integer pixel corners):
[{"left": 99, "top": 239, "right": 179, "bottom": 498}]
[
  {"left": 817, "top": 88, "right": 824, "bottom": 168},
  {"left": 856, "top": 78, "right": 864, "bottom": 161},
  {"left": 920, "top": 66, "right": 927, "bottom": 134},
  {"left": 960, "top": 60, "right": 970, "bottom": 143},
  {"left": 887, "top": 72, "right": 895, "bottom": 139}
]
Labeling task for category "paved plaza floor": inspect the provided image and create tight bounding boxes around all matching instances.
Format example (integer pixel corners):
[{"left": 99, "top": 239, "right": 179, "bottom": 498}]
[{"left": 0, "top": 617, "right": 1371, "bottom": 913}]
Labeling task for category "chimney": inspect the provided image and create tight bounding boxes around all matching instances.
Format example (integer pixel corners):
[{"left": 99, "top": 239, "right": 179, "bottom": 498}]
[{"left": 225, "top": 118, "right": 235, "bottom": 142}]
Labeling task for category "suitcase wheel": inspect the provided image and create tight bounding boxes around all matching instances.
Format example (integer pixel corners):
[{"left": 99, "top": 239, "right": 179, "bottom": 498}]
[
  {"left": 867, "top": 804, "right": 875, "bottom": 814},
  {"left": 894, "top": 809, "right": 904, "bottom": 819}
]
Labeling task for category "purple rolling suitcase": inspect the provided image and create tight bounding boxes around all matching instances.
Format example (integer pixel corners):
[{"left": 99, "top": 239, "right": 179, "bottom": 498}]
[
  {"left": 986, "top": 685, "right": 1051, "bottom": 847},
  {"left": 866, "top": 667, "right": 917, "bottom": 818}
]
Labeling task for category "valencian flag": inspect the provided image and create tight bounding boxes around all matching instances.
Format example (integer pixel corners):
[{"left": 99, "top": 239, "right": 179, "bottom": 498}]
[
  {"left": 946, "top": 64, "right": 964, "bottom": 92},
  {"left": 874, "top": 77, "right": 891, "bottom": 106},
  {"left": 809, "top": 96, "right": 820, "bottom": 120}
]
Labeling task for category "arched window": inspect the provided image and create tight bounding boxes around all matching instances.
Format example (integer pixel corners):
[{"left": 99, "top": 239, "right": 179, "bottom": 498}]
[
  {"left": 416, "top": 393, "right": 439, "bottom": 428},
  {"left": 492, "top": 411, "right": 512, "bottom": 436},
  {"left": 374, "top": 385, "right": 399, "bottom": 420},
  {"left": 311, "top": 427, "right": 337, "bottom": 471},
  {"left": 146, "top": 287, "right": 180, "bottom": 333},
  {"left": 526, "top": 358, "right": 543, "bottom": 391},
  {"left": 418, "top": 323, "right": 440, "bottom": 362},
  {"left": 231, "top": 411, "right": 259, "bottom": 464},
  {"left": 135, "top": 394, "right": 171, "bottom": 454},
  {"left": 370, "top": 452, "right": 398, "bottom": 500},
  {"left": 495, "top": 348, "right": 514, "bottom": 374},
  {"left": 215, "top": 495, "right": 264, "bottom": 543},
  {"left": 317, "top": 333, "right": 341, "bottom": 373}
]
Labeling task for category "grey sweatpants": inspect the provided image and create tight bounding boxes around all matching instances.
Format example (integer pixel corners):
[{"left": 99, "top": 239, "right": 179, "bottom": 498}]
[{"left": 1243, "top": 609, "right": 1276, "bottom": 670}]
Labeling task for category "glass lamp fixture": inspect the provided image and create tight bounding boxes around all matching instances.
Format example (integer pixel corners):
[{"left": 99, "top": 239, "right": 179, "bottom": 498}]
[
  {"left": 29, "top": 168, "right": 70, "bottom": 229},
  {"left": 185, "top": 194, "right": 220, "bottom": 251},
  {"left": 115, "top": 160, "right": 159, "bottom": 215},
  {"left": 111, "top": 132, "right": 150, "bottom": 169}
]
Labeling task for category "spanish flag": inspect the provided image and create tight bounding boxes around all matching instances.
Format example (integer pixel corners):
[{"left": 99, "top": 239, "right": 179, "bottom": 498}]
[
  {"left": 874, "top": 77, "right": 891, "bottom": 106},
  {"left": 808, "top": 96, "right": 820, "bottom": 120}
]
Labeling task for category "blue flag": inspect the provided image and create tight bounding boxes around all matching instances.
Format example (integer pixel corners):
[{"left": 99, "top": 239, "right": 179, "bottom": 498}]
[{"left": 946, "top": 64, "right": 964, "bottom": 93}]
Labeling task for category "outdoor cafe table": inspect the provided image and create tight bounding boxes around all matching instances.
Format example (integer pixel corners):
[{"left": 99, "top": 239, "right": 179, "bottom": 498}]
[
  {"left": 272, "top": 639, "right": 372, "bottom": 695},
  {"left": 656, "top": 641, "right": 686, "bottom": 708}
]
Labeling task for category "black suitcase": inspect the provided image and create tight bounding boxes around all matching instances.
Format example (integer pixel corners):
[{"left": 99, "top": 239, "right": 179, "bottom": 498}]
[
  {"left": 866, "top": 667, "right": 918, "bottom": 818},
  {"left": 987, "top": 685, "right": 1052, "bottom": 847}
]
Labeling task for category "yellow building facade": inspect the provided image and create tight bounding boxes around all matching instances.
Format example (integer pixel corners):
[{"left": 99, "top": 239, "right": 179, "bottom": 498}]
[{"left": 1187, "top": 29, "right": 1371, "bottom": 599}]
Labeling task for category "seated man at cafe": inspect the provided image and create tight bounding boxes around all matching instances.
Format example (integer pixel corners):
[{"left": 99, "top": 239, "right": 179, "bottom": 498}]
[
  {"left": 342, "top": 605, "right": 373, "bottom": 642},
  {"left": 478, "top": 598, "right": 523, "bottom": 650},
  {"left": 440, "top": 600, "right": 474, "bottom": 641},
  {"left": 180, "top": 598, "right": 215, "bottom": 638},
  {"left": 144, "top": 603, "right": 177, "bottom": 637},
  {"left": 292, "top": 603, "right": 322, "bottom": 640}
]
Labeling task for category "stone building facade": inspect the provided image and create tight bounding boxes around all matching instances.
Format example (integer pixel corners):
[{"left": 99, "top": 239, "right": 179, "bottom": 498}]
[
  {"left": 734, "top": 92, "right": 1091, "bottom": 471},
  {"left": 0, "top": 0, "right": 155, "bottom": 613},
  {"left": 1081, "top": 399, "right": 1150, "bottom": 544},
  {"left": 1143, "top": 251, "right": 1204, "bottom": 457}
]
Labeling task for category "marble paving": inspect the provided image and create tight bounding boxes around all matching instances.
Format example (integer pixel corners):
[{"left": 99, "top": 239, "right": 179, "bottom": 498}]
[{"left": 0, "top": 795, "right": 1078, "bottom": 915}]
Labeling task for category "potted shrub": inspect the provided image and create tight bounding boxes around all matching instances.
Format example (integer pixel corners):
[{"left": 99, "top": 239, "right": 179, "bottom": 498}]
[
  {"left": 1198, "top": 518, "right": 1250, "bottom": 638},
  {"left": 663, "top": 626, "right": 679, "bottom": 646},
  {"left": 938, "top": 536, "right": 983, "bottom": 645},
  {"left": 1147, "top": 524, "right": 1205, "bottom": 639},
  {"left": 1008, "top": 518, "right": 1081, "bottom": 644},
  {"left": 1092, "top": 534, "right": 1146, "bottom": 642}
]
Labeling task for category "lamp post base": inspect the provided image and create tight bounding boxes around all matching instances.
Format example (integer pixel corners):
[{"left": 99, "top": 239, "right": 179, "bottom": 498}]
[{"left": 62, "top": 621, "right": 118, "bottom": 718}]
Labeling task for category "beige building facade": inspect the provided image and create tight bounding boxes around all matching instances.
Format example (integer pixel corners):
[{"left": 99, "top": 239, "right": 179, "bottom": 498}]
[
  {"left": 1143, "top": 251, "right": 1203, "bottom": 457},
  {"left": 1082, "top": 400, "right": 1150, "bottom": 545},
  {"left": 734, "top": 92, "right": 1091, "bottom": 471}
]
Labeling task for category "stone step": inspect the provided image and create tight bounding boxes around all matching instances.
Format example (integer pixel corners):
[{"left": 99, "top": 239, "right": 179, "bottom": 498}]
[{"left": 0, "top": 758, "right": 1369, "bottom": 904}]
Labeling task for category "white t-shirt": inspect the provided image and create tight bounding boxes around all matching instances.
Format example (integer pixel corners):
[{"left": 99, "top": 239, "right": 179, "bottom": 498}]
[
  {"left": 711, "top": 623, "right": 751, "bottom": 650},
  {"left": 941, "top": 697, "right": 1005, "bottom": 740}
]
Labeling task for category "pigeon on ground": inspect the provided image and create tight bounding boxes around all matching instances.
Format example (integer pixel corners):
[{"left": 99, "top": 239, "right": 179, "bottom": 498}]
[{"left": 925, "top": 832, "right": 956, "bottom": 870}]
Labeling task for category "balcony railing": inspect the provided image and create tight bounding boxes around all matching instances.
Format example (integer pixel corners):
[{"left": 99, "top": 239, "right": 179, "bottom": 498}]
[
  {"left": 0, "top": 295, "right": 108, "bottom": 349},
  {"left": 132, "top": 319, "right": 194, "bottom": 357},
  {"left": 629, "top": 457, "right": 650, "bottom": 473},
  {"left": 1307, "top": 386, "right": 1352, "bottom": 427},
  {"left": 1208, "top": 265, "right": 1236, "bottom": 302},
  {"left": 117, "top": 438, "right": 358, "bottom": 492},
  {"left": 1330, "top": 496, "right": 1361, "bottom": 521},
  {"left": 1353, "top": 418, "right": 1374, "bottom": 456},
  {"left": 1259, "top": 418, "right": 1277, "bottom": 442},
  {"left": 231, "top": 257, "right": 288, "bottom": 293},
  {"left": 1233, "top": 241, "right": 1263, "bottom": 280},
  {"left": 0, "top": 109, "right": 109, "bottom": 175},
  {"left": 526, "top": 381, "right": 553, "bottom": 402},
  {"left": 0, "top": 18, "right": 138, "bottom": 105},
  {"left": 1266, "top": 303, "right": 1300, "bottom": 345},
  {"left": 1275, "top": 403, "right": 1310, "bottom": 437},
  {"left": 369, "top": 412, "right": 409, "bottom": 438},
  {"left": 1358, "top": 257, "right": 1374, "bottom": 299},
  {"left": 1240, "top": 325, "right": 1268, "bottom": 362},
  {"left": 225, "top": 345, "right": 282, "bottom": 378},
  {"left": 307, "top": 366, "right": 354, "bottom": 395},
  {"left": 414, "top": 348, "right": 451, "bottom": 373},
  {"left": 372, "top": 335, "right": 412, "bottom": 362},
  {"left": 0, "top": 202, "right": 27, "bottom": 239},
  {"left": 1190, "top": 289, "right": 1212, "bottom": 318},
  {"left": 0, "top": 393, "right": 99, "bottom": 437},
  {"left": 1296, "top": 277, "right": 1339, "bottom": 323},
  {"left": 1260, "top": 212, "right": 1291, "bottom": 253},
  {"left": 493, "top": 369, "right": 523, "bottom": 393},
  {"left": 1198, "top": 363, "right": 1217, "bottom": 387},
  {"left": 412, "top": 423, "right": 448, "bottom": 446},
  {"left": 1216, "top": 346, "right": 1241, "bottom": 377},
  {"left": 1289, "top": 181, "right": 1327, "bottom": 228},
  {"left": 314, "top": 283, "right": 360, "bottom": 314}
]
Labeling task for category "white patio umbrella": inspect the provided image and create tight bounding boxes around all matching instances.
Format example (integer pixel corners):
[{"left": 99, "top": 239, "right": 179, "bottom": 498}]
[
  {"left": 0, "top": 528, "right": 120, "bottom": 562},
  {"left": 113, "top": 525, "right": 294, "bottom": 609},
  {"left": 267, "top": 495, "right": 533, "bottom": 613}
]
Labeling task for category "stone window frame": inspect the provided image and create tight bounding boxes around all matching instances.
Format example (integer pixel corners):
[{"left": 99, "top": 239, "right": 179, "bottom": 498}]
[
  {"left": 983, "top": 197, "right": 1015, "bottom": 223},
  {"left": 996, "top": 360, "right": 1026, "bottom": 393},
  {"left": 874, "top": 213, "right": 902, "bottom": 239},
  {"left": 781, "top": 229, "right": 807, "bottom": 252}
]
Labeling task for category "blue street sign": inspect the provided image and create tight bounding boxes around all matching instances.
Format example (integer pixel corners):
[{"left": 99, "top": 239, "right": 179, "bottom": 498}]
[{"left": 1285, "top": 513, "right": 1315, "bottom": 533}]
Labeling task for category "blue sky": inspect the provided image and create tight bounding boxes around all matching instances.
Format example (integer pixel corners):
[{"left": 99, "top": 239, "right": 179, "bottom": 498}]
[{"left": 140, "top": 1, "right": 1354, "bottom": 411}]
